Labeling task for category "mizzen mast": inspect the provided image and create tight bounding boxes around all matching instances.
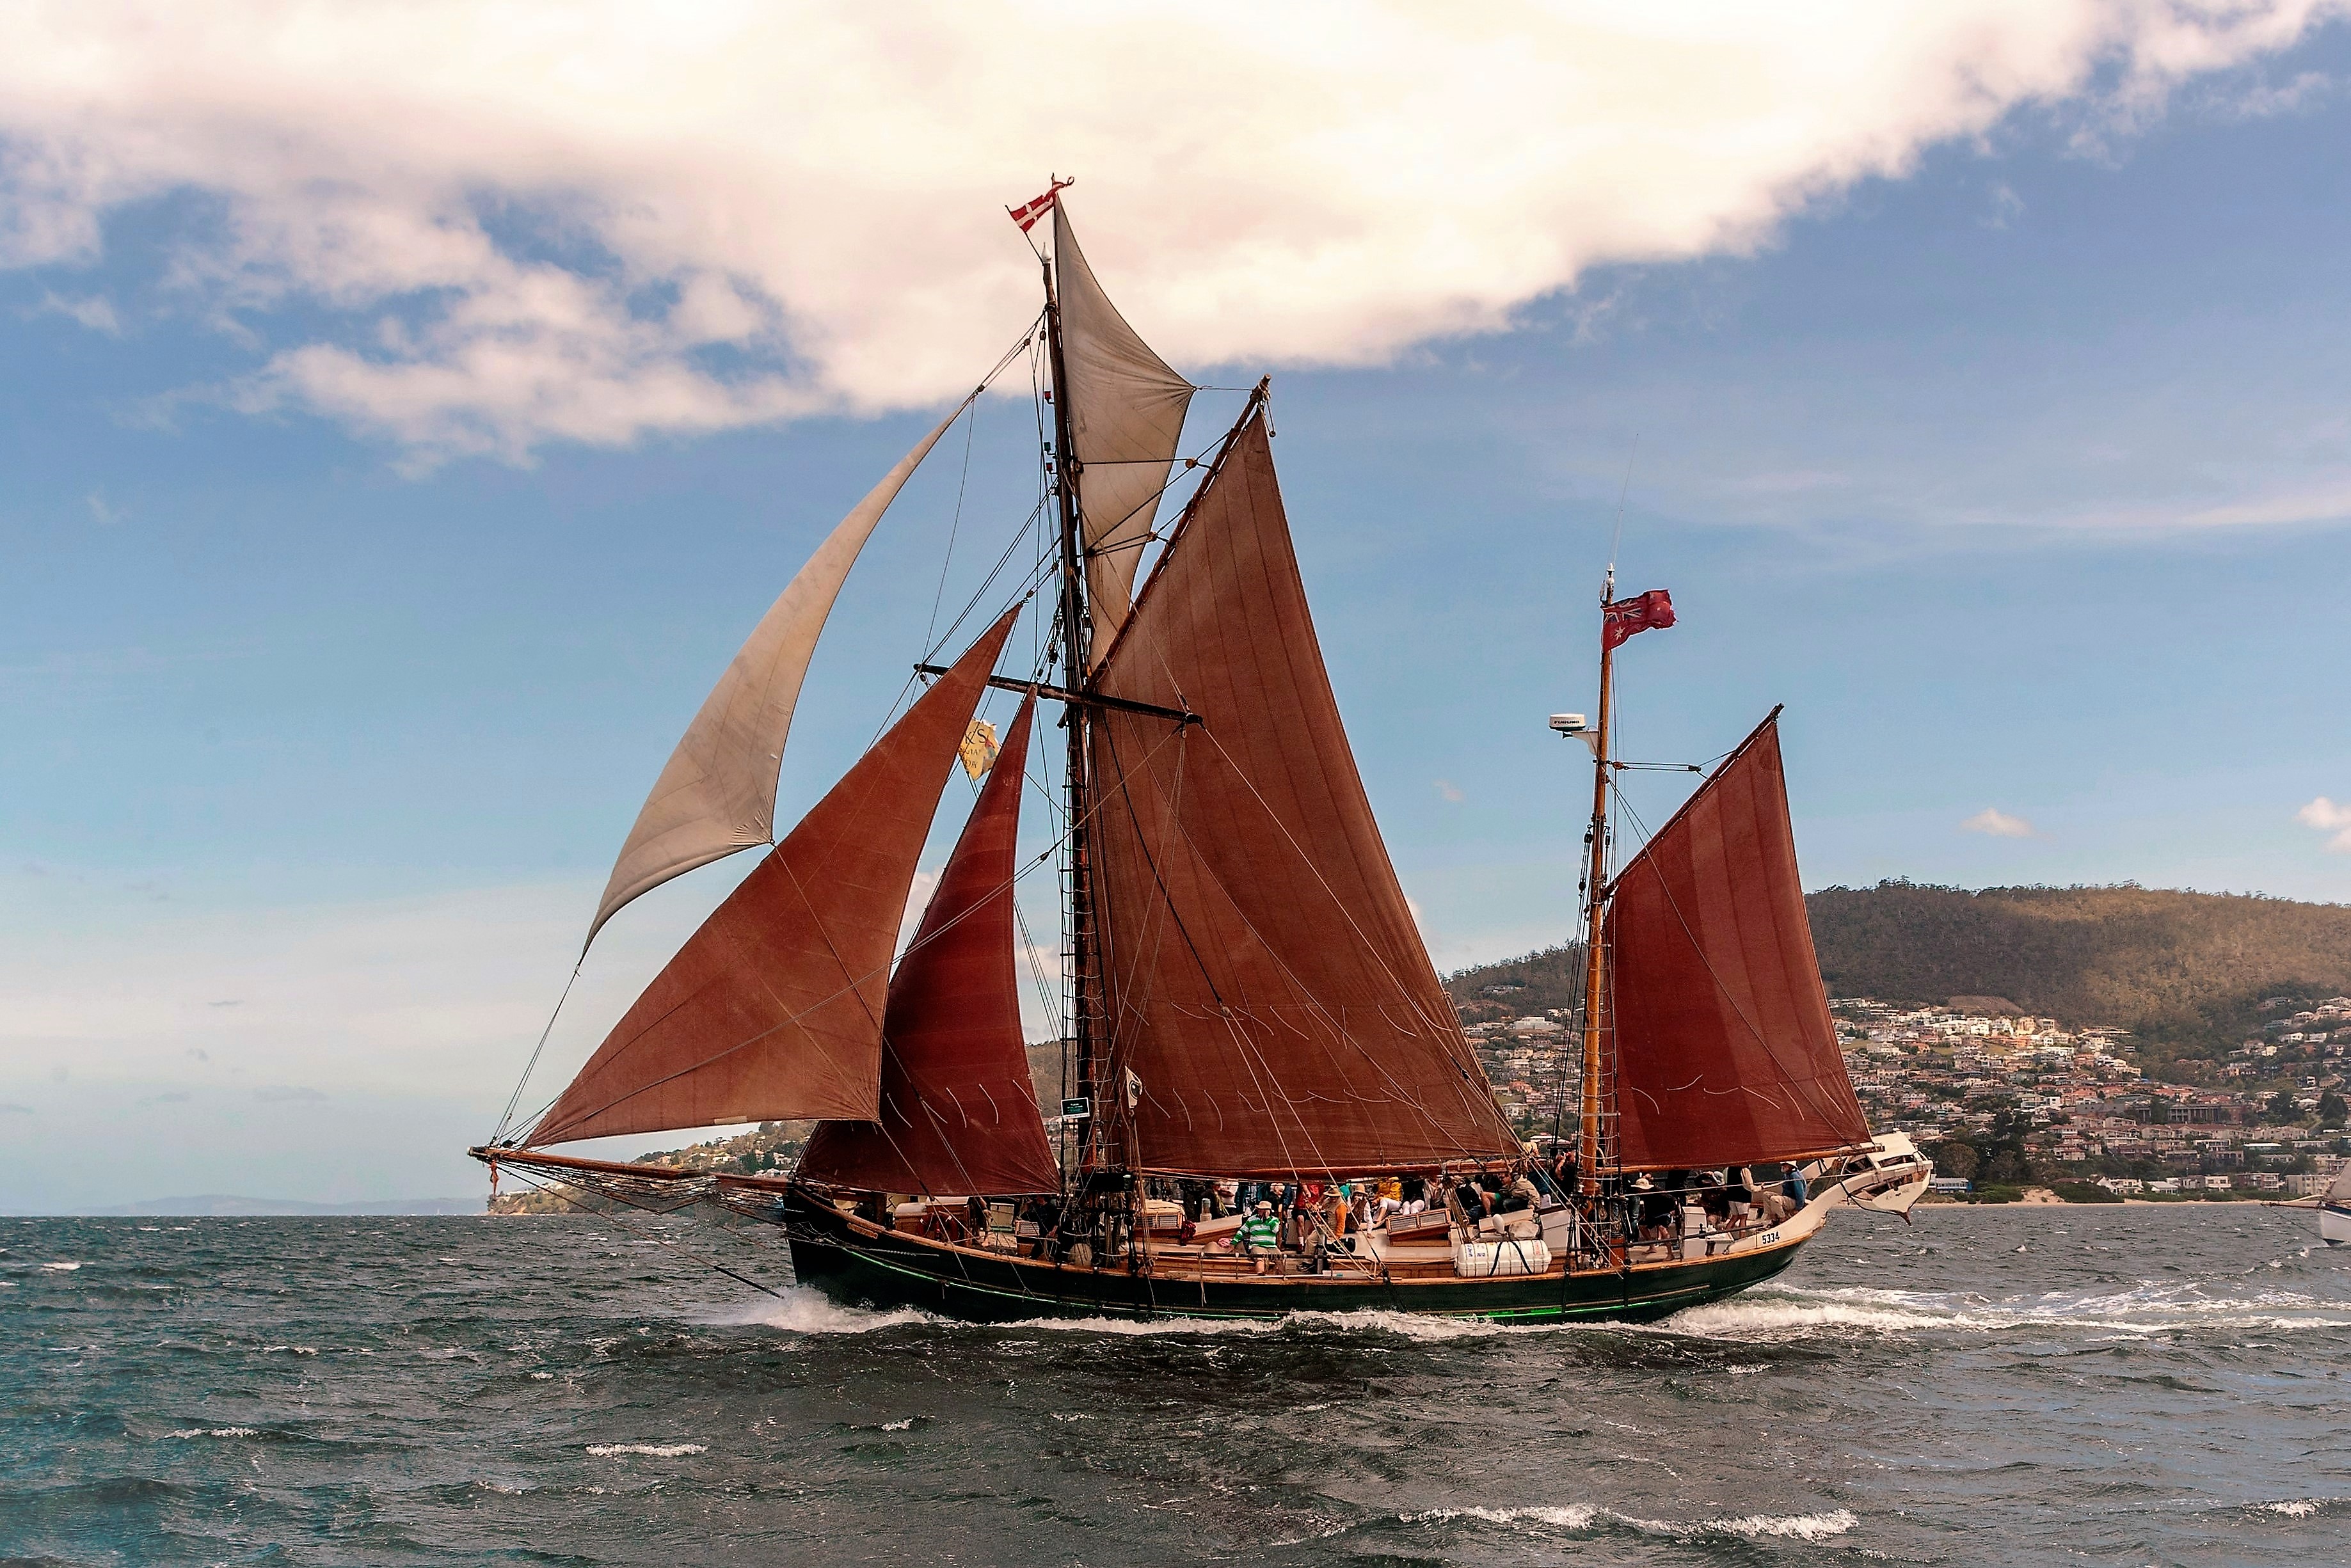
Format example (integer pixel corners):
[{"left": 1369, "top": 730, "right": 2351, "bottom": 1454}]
[{"left": 1576, "top": 566, "right": 1615, "bottom": 1196}]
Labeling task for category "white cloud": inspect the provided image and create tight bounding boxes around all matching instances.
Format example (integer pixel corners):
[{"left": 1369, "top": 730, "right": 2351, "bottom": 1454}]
[
  {"left": 1435, "top": 779, "right": 1465, "bottom": 804},
  {"left": 36, "top": 291, "right": 118, "bottom": 333},
  {"left": 1961, "top": 807, "right": 2037, "bottom": 838},
  {"left": 0, "top": 2, "right": 2340, "bottom": 461},
  {"left": 2298, "top": 796, "right": 2351, "bottom": 850}
]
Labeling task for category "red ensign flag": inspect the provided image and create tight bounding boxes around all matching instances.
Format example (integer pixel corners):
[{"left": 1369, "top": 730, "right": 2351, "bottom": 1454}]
[{"left": 1602, "top": 588, "right": 1676, "bottom": 650}]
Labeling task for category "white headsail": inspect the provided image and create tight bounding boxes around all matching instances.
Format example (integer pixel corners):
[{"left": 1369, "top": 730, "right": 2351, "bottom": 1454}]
[
  {"left": 1053, "top": 202, "right": 1195, "bottom": 662},
  {"left": 584, "top": 400, "right": 973, "bottom": 950}
]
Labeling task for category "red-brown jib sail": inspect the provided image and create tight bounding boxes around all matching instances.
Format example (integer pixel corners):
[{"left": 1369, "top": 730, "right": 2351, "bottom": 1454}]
[
  {"left": 1604, "top": 713, "right": 1869, "bottom": 1170},
  {"left": 525, "top": 611, "right": 1017, "bottom": 1146},
  {"left": 1086, "top": 413, "right": 1519, "bottom": 1176},
  {"left": 797, "top": 697, "right": 1060, "bottom": 1196}
]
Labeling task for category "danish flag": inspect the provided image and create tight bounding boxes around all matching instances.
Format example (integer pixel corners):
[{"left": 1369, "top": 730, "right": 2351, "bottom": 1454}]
[{"left": 1008, "top": 177, "right": 1074, "bottom": 233}]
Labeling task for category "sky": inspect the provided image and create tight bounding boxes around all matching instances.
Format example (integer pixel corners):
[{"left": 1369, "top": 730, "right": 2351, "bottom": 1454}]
[{"left": 5, "top": 3, "right": 2351, "bottom": 1210}]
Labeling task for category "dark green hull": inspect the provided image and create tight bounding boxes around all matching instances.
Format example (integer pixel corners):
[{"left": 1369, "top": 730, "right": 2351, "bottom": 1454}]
[{"left": 777, "top": 1186, "right": 1805, "bottom": 1324}]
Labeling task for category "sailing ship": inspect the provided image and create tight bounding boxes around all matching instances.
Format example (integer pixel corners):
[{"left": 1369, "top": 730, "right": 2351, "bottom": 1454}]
[{"left": 474, "top": 186, "right": 1927, "bottom": 1322}]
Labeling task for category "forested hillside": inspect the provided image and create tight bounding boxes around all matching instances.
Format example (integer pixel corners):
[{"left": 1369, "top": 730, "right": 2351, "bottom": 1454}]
[{"left": 1444, "top": 882, "right": 2351, "bottom": 1073}]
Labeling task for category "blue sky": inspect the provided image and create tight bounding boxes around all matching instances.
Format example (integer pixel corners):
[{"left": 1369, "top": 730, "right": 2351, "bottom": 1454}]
[{"left": 4, "top": 8, "right": 2350, "bottom": 1208}]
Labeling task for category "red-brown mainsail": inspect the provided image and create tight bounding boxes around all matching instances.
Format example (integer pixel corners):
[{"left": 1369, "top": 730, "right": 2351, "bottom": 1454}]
[
  {"left": 797, "top": 697, "right": 1060, "bottom": 1196},
  {"left": 1603, "top": 714, "right": 1869, "bottom": 1170},
  {"left": 526, "top": 611, "right": 1017, "bottom": 1146},
  {"left": 1086, "top": 415, "right": 1519, "bottom": 1176}
]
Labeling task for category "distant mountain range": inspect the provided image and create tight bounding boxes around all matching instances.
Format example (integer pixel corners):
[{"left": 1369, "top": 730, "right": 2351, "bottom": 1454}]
[
  {"left": 65, "top": 1196, "right": 479, "bottom": 1217},
  {"left": 1443, "top": 882, "right": 2351, "bottom": 1074}
]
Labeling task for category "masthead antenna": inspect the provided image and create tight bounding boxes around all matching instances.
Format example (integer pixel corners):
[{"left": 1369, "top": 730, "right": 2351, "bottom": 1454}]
[{"left": 1604, "top": 433, "right": 1639, "bottom": 602}]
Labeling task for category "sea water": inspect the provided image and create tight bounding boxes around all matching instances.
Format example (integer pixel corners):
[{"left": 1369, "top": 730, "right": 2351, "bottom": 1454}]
[{"left": 3, "top": 1205, "right": 2345, "bottom": 1565}]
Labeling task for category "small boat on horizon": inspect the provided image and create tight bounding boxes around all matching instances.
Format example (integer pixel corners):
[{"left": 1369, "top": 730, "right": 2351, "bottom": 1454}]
[{"left": 474, "top": 184, "right": 1927, "bottom": 1322}]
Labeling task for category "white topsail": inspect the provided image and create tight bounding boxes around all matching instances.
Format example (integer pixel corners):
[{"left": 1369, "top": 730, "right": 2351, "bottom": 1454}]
[
  {"left": 1053, "top": 202, "right": 1195, "bottom": 663},
  {"left": 584, "top": 400, "right": 971, "bottom": 950}
]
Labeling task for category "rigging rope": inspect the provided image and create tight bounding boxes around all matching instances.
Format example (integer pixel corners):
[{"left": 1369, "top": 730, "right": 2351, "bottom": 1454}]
[{"left": 491, "top": 960, "right": 582, "bottom": 1147}]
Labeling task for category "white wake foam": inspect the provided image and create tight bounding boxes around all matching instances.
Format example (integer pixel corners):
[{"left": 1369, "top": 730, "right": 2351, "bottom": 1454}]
[
  {"left": 985, "top": 1306, "right": 1591, "bottom": 1342},
  {"left": 1708, "top": 1509, "right": 1858, "bottom": 1540},
  {"left": 1401, "top": 1503, "right": 1856, "bottom": 1540},
  {"left": 710, "top": 1287, "right": 935, "bottom": 1335},
  {"left": 1657, "top": 1281, "right": 2351, "bottom": 1342},
  {"left": 164, "top": 1426, "right": 259, "bottom": 1439},
  {"left": 586, "top": 1442, "right": 706, "bottom": 1458},
  {"left": 41, "top": 1261, "right": 82, "bottom": 1271},
  {"left": 1406, "top": 1504, "right": 1600, "bottom": 1530},
  {"left": 2251, "top": 1498, "right": 2332, "bottom": 1517}
]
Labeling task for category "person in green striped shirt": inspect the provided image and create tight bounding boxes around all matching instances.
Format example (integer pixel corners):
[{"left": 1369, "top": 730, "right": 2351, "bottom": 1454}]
[{"left": 1238, "top": 1200, "right": 1281, "bottom": 1275}]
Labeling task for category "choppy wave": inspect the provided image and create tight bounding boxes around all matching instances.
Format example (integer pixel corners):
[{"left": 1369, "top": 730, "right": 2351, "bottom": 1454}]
[
  {"left": 715, "top": 1279, "right": 2348, "bottom": 1351},
  {"left": 710, "top": 1290, "right": 1553, "bottom": 1343},
  {"left": 713, "top": 1287, "right": 936, "bottom": 1335},
  {"left": 1401, "top": 1503, "right": 1857, "bottom": 1541},
  {"left": 1658, "top": 1281, "right": 2351, "bottom": 1342},
  {"left": 11, "top": 1206, "right": 2347, "bottom": 1567},
  {"left": 993, "top": 1306, "right": 1611, "bottom": 1342},
  {"left": 2247, "top": 1498, "right": 2341, "bottom": 1518}
]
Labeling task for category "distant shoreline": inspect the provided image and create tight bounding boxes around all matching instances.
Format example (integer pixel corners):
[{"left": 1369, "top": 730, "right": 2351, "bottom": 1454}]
[{"left": 2, "top": 1197, "right": 477, "bottom": 1217}]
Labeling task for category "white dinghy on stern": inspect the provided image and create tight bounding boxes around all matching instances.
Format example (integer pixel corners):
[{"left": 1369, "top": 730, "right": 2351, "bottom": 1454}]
[
  {"left": 1805, "top": 1131, "right": 1936, "bottom": 1219},
  {"left": 2269, "top": 1162, "right": 2351, "bottom": 1245}
]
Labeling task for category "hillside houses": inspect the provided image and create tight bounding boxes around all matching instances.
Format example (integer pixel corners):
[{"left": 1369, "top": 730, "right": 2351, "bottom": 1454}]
[{"left": 1829, "top": 997, "right": 2350, "bottom": 1184}]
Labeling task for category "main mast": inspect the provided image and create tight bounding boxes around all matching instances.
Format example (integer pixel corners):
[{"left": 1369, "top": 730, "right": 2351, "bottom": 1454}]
[
  {"left": 1042, "top": 246, "right": 1107, "bottom": 1171},
  {"left": 1577, "top": 567, "right": 1614, "bottom": 1196}
]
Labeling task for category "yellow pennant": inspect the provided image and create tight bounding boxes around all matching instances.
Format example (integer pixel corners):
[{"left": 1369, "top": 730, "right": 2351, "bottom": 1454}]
[{"left": 958, "top": 718, "right": 1001, "bottom": 780}]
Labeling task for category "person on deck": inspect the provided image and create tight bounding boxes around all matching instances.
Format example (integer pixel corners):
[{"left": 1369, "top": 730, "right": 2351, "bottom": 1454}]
[
  {"left": 1638, "top": 1182, "right": 1677, "bottom": 1242},
  {"left": 1753, "top": 1164, "right": 1799, "bottom": 1224},
  {"left": 1551, "top": 1151, "right": 1580, "bottom": 1199},
  {"left": 1238, "top": 1200, "right": 1280, "bottom": 1275},
  {"left": 1022, "top": 1201, "right": 1059, "bottom": 1261},
  {"left": 1447, "top": 1171, "right": 1485, "bottom": 1227},
  {"left": 1497, "top": 1168, "right": 1545, "bottom": 1216},
  {"left": 1526, "top": 1161, "right": 1562, "bottom": 1202}
]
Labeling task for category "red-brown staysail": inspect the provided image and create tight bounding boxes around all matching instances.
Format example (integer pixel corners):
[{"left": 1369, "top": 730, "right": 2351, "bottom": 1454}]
[
  {"left": 1086, "top": 413, "right": 1520, "bottom": 1176},
  {"left": 1604, "top": 713, "right": 1869, "bottom": 1170},
  {"left": 525, "top": 611, "right": 1018, "bottom": 1146},
  {"left": 797, "top": 697, "right": 1061, "bottom": 1196}
]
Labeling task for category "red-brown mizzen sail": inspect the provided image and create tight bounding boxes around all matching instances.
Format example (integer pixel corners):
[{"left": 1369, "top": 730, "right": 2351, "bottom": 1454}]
[
  {"left": 1086, "top": 414, "right": 1519, "bottom": 1176},
  {"left": 1604, "top": 713, "right": 1869, "bottom": 1170},
  {"left": 525, "top": 611, "right": 1018, "bottom": 1146},
  {"left": 797, "top": 697, "right": 1060, "bottom": 1196}
]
